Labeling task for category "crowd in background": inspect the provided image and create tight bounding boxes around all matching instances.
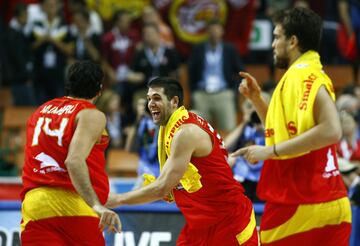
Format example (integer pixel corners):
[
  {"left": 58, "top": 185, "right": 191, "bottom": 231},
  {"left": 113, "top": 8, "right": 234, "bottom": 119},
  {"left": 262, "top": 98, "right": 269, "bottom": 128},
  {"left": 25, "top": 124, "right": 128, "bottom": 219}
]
[{"left": 0, "top": 0, "right": 359, "bottom": 205}]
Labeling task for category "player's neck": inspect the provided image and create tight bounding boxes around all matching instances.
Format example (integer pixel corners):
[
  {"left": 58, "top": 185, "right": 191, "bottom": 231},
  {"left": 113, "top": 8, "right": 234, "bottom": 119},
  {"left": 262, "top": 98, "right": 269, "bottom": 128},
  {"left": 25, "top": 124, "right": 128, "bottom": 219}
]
[{"left": 65, "top": 96, "right": 94, "bottom": 104}]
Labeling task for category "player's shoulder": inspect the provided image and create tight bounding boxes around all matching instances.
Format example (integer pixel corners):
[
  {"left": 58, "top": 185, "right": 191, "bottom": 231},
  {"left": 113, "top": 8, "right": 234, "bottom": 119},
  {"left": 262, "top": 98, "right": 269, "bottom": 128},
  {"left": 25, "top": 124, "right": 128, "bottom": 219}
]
[
  {"left": 177, "top": 123, "right": 208, "bottom": 141},
  {"left": 77, "top": 107, "right": 106, "bottom": 122},
  {"left": 78, "top": 107, "right": 104, "bottom": 116},
  {"left": 290, "top": 63, "right": 326, "bottom": 80}
]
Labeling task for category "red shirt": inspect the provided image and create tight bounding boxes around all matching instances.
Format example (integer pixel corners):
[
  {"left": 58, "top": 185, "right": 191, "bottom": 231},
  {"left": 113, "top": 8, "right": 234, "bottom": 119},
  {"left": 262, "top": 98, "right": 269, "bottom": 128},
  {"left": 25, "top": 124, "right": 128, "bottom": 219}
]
[
  {"left": 173, "top": 112, "right": 252, "bottom": 228},
  {"left": 337, "top": 139, "right": 360, "bottom": 161},
  {"left": 257, "top": 145, "right": 347, "bottom": 204},
  {"left": 101, "top": 28, "right": 140, "bottom": 70},
  {"left": 21, "top": 97, "right": 110, "bottom": 204}
]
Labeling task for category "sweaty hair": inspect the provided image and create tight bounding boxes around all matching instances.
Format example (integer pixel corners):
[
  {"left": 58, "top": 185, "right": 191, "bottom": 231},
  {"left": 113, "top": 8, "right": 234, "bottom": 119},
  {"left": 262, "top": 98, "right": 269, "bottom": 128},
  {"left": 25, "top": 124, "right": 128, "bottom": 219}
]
[
  {"left": 65, "top": 61, "right": 103, "bottom": 99},
  {"left": 272, "top": 7, "right": 322, "bottom": 53},
  {"left": 147, "top": 77, "right": 184, "bottom": 106}
]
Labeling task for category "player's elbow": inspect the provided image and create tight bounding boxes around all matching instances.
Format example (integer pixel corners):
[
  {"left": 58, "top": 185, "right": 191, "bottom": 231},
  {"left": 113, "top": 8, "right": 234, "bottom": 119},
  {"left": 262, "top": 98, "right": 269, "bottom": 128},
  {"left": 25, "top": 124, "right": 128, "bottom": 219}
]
[
  {"left": 64, "top": 156, "right": 84, "bottom": 170},
  {"left": 152, "top": 182, "right": 171, "bottom": 199},
  {"left": 323, "top": 126, "right": 342, "bottom": 145},
  {"left": 154, "top": 186, "right": 168, "bottom": 199}
]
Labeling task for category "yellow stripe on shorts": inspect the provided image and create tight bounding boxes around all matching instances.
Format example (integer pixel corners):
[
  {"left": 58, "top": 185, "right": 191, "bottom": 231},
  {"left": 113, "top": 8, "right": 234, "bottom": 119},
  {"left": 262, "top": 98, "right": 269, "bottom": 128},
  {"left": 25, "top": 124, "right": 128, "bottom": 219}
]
[
  {"left": 260, "top": 197, "right": 352, "bottom": 244},
  {"left": 236, "top": 209, "right": 256, "bottom": 244},
  {"left": 21, "top": 187, "right": 98, "bottom": 231}
]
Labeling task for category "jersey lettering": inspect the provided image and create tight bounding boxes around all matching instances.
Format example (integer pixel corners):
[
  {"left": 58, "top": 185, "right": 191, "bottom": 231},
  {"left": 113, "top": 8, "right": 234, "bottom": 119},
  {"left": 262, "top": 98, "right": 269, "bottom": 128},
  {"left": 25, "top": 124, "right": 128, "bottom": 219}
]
[{"left": 31, "top": 117, "right": 69, "bottom": 146}]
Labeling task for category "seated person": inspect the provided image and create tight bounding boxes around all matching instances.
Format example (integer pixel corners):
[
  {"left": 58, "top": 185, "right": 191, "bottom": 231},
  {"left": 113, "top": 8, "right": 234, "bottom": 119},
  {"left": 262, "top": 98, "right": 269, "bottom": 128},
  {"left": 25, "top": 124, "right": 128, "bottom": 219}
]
[{"left": 225, "top": 100, "right": 265, "bottom": 202}]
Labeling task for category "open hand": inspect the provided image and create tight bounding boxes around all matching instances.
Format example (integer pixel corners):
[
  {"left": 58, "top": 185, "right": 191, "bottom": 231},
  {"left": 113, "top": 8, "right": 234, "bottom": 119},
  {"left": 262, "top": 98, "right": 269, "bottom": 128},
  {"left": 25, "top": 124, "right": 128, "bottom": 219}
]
[{"left": 93, "top": 204, "right": 122, "bottom": 233}]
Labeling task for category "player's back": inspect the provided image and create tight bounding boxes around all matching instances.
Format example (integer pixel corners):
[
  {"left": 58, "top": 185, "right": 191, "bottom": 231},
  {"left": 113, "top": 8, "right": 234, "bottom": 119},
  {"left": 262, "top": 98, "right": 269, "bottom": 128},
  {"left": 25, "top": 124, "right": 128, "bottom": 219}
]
[{"left": 21, "top": 97, "right": 109, "bottom": 203}]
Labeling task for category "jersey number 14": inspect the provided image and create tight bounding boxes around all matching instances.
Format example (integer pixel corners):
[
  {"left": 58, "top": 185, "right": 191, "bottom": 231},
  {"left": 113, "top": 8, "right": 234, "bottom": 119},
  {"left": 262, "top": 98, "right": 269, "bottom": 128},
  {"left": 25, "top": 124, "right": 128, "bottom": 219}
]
[{"left": 31, "top": 117, "right": 69, "bottom": 146}]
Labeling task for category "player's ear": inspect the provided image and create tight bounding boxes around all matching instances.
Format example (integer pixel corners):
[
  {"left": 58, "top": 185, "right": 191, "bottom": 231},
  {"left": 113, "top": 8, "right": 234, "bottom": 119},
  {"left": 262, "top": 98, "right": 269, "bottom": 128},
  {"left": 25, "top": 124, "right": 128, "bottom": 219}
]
[
  {"left": 289, "top": 35, "right": 299, "bottom": 50},
  {"left": 171, "top": 96, "right": 179, "bottom": 108}
]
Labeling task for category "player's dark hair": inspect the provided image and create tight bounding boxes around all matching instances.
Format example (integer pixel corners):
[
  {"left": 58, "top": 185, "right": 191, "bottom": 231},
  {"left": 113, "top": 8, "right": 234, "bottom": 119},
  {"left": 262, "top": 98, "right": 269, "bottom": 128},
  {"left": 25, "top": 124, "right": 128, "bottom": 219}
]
[
  {"left": 65, "top": 61, "right": 103, "bottom": 99},
  {"left": 147, "top": 77, "right": 184, "bottom": 106},
  {"left": 272, "top": 7, "right": 322, "bottom": 53}
]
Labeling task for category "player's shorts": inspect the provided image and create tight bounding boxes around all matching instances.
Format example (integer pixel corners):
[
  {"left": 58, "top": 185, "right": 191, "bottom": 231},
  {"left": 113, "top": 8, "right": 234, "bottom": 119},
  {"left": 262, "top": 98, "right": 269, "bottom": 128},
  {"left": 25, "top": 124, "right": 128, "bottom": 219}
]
[
  {"left": 260, "top": 196, "right": 352, "bottom": 245},
  {"left": 176, "top": 209, "right": 258, "bottom": 245},
  {"left": 21, "top": 187, "right": 105, "bottom": 246}
]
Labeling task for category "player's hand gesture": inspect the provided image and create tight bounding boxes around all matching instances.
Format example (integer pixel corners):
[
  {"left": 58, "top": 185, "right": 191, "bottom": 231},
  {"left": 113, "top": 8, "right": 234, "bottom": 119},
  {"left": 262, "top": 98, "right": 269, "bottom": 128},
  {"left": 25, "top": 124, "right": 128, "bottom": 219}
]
[
  {"left": 231, "top": 145, "right": 273, "bottom": 164},
  {"left": 238, "top": 72, "right": 261, "bottom": 101},
  {"left": 93, "top": 204, "right": 122, "bottom": 233}
]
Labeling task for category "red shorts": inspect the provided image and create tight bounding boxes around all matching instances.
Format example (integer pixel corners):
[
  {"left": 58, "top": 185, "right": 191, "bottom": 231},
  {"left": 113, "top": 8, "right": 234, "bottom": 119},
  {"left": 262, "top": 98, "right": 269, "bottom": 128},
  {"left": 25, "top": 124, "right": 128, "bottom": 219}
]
[
  {"left": 176, "top": 210, "right": 258, "bottom": 246},
  {"left": 21, "top": 216, "right": 105, "bottom": 246},
  {"left": 260, "top": 197, "right": 352, "bottom": 246}
]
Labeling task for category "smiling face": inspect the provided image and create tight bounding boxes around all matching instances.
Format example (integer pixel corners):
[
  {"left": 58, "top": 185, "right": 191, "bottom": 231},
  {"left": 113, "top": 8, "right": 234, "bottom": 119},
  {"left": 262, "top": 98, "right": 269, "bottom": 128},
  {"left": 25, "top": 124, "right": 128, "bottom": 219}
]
[
  {"left": 147, "top": 87, "right": 178, "bottom": 126},
  {"left": 272, "top": 24, "right": 291, "bottom": 69}
]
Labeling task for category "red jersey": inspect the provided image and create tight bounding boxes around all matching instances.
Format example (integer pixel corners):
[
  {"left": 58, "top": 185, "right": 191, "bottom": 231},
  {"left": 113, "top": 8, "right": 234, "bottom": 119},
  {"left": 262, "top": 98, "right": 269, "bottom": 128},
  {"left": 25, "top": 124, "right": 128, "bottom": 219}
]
[
  {"left": 21, "top": 97, "right": 110, "bottom": 204},
  {"left": 257, "top": 145, "right": 347, "bottom": 204},
  {"left": 173, "top": 112, "right": 252, "bottom": 228}
]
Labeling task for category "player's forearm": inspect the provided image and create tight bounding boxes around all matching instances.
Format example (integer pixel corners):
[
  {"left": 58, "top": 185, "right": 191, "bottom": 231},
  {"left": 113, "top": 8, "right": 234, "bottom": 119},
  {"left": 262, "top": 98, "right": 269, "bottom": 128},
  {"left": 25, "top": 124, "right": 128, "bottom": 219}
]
[
  {"left": 65, "top": 159, "right": 101, "bottom": 207},
  {"left": 105, "top": 182, "right": 168, "bottom": 208},
  {"left": 275, "top": 122, "right": 341, "bottom": 157},
  {"left": 252, "top": 97, "right": 268, "bottom": 125}
]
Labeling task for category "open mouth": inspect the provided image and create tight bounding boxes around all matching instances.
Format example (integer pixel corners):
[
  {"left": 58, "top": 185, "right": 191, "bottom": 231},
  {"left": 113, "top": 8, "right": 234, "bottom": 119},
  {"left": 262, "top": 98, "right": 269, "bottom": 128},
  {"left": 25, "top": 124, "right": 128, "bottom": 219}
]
[{"left": 151, "top": 111, "right": 160, "bottom": 119}]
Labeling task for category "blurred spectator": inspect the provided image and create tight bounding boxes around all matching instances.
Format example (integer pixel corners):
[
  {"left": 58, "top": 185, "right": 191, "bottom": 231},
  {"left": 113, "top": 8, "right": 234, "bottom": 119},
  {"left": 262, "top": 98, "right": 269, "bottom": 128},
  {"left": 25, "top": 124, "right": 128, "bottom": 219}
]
[
  {"left": 337, "top": 93, "right": 359, "bottom": 115},
  {"left": 225, "top": 98, "right": 267, "bottom": 202},
  {"left": 85, "top": 0, "right": 148, "bottom": 26},
  {"left": 27, "top": 2, "right": 47, "bottom": 32},
  {"left": 338, "top": 111, "right": 360, "bottom": 162},
  {"left": 338, "top": 158, "right": 359, "bottom": 192},
  {"left": 101, "top": 9, "right": 142, "bottom": 124},
  {"left": 30, "top": 0, "right": 73, "bottom": 105},
  {"left": 5, "top": 3, "right": 35, "bottom": 105},
  {"left": 223, "top": 0, "right": 257, "bottom": 56},
  {"left": 96, "top": 89, "right": 123, "bottom": 149},
  {"left": 125, "top": 98, "right": 160, "bottom": 190},
  {"left": 0, "top": 17, "right": 6, "bottom": 86},
  {"left": 337, "top": 157, "right": 360, "bottom": 245},
  {"left": 265, "top": 0, "right": 292, "bottom": 17},
  {"left": 349, "top": 0, "right": 360, "bottom": 61},
  {"left": 131, "top": 23, "right": 180, "bottom": 105},
  {"left": 188, "top": 19, "right": 244, "bottom": 132},
  {"left": 101, "top": 9, "right": 141, "bottom": 86},
  {"left": 142, "top": 5, "right": 174, "bottom": 48},
  {"left": 338, "top": 0, "right": 360, "bottom": 82},
  {"left": 69, "top": 8, "right": 101, "bottom": 63},
  {"left": 68, "top": 0, "right": 103, "bottom": 34},
  {"left": 315, "top": 0, "right": 344, "bottom": 64}
]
